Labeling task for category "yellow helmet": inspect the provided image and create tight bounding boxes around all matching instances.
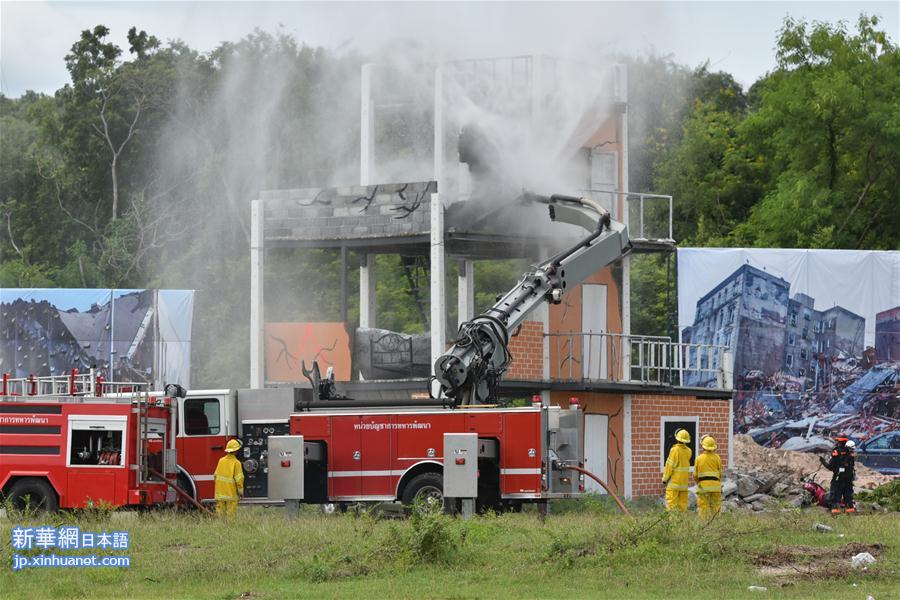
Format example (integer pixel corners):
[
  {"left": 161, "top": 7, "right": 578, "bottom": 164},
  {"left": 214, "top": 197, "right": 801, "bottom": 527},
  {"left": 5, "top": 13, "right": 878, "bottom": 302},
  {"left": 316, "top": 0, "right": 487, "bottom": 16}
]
[
  {"left": 675, "top": 428, "right": 691, "bottom": 443},
  {"left": 701, "top": 435, "right": 717, "bottom": 451},
  {"left": 225, "top": 439, "right": 242, "bottom": 453}
]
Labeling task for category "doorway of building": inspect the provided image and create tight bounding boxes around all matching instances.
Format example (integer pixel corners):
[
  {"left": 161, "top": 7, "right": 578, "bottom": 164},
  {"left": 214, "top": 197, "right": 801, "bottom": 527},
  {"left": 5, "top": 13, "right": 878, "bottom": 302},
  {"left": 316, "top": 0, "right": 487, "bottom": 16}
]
[
  {"left": 661, "top": 418, "right": 699, "bottom": 468},
  {"left": 584, "top": 413, "right": 609, "bottom": 494},
  {"left": 582, "top": 284, "right": 608, "bottom": 379}
]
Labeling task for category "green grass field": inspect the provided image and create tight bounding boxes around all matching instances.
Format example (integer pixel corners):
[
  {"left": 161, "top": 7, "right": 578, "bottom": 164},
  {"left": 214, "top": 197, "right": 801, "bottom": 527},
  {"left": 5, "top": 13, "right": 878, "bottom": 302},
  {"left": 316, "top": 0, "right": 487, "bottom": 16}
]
[{"left": 1, "top": 503, "right": 897, "bottom": 599}]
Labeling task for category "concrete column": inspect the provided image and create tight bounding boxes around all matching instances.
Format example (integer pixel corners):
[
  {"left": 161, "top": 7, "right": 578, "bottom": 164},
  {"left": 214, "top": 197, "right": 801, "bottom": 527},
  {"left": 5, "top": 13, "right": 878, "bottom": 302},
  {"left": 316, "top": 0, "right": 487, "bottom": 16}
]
[
  {"left": 618, "top": 63, "right": 632, "bottom": 380},
  {"left": 340, "top": 246, "right": 348, "bottom": 323},
  {"left": 433, "top": 66, "right": 444, "bottom": 191},
  {"left": 250, "top": 200, "right": 265, "bottom": 389},
  {"left": 360, "top": 64, "right": 374, "bottom": 186},
  {"left": 360, "top": 253, "right": 376, "bottom": 328},
  {"left": 538, "top": 301, "right": 550, "bottom": 382},
  {"left": 531, "top": 55, "right": 544, "bottom": 129},
  {"left": 456, "top": 259, "right": 474, "bottom": 330},
  {"left": 430, "top": 193, "right": 446, "bottom": 378}
]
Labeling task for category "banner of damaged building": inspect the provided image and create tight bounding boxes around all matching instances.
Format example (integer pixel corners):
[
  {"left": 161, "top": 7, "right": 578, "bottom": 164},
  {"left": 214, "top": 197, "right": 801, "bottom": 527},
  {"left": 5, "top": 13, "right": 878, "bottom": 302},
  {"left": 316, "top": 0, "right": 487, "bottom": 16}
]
[
  {"left": 0, "top": 288, "right": 194, "bottom": 388},
  {"left": 677, "top": 249, "right": 900, "bottom": 454}
]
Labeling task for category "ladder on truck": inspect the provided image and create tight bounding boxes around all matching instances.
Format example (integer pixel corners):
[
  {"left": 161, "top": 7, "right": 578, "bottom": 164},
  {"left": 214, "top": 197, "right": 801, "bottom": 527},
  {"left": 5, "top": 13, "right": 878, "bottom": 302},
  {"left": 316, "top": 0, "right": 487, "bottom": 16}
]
[
  {"left": 130, "top": 387, "right": 176, "bottom": 488},
  {"left": 135, "top": 387, "right": 152, "bottom": 484}
]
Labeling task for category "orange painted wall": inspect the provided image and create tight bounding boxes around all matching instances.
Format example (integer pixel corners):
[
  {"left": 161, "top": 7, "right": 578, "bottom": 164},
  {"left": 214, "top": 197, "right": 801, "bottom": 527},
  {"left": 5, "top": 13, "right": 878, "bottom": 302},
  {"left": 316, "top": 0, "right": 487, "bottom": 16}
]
[
  {"left": 581, "top": 114, "right": 626, "bottom": 218},
  {"left": 265, "top": 322, "right": 352, "bottom": 382},
  {"left": 553, "top": 391, "right": 626, "bottom": 497},
  {"left": 548, "top": 267, "right": 624, "bottom": 380}
]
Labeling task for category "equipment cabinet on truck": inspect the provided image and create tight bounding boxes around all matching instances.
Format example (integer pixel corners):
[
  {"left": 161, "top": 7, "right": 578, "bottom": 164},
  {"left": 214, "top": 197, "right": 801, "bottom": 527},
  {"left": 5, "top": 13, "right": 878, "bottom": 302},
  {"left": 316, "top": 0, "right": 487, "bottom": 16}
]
[{"left": 0, "top": 371, "right": 179, "bottom": 512}]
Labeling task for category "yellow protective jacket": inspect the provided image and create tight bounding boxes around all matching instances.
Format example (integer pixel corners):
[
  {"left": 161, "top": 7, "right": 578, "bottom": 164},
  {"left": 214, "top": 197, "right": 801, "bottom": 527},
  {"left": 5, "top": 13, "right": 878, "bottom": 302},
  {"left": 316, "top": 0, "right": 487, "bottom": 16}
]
[
  {"left": 214, "top": 453, "right": 245, "bottom": 501},
  {"left": 663, "top": 442, "right": 692, "bottom": 490},
  {"left": 694, "top": 450, "right": 723, "bottom": 493}
]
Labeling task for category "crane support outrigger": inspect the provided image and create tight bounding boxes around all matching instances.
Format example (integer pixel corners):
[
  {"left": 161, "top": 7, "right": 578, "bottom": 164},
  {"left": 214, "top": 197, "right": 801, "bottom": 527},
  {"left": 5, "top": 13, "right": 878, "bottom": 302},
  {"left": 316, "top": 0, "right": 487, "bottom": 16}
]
[{"left": 434, "top": 193, "right": 631, "bottom": 406}]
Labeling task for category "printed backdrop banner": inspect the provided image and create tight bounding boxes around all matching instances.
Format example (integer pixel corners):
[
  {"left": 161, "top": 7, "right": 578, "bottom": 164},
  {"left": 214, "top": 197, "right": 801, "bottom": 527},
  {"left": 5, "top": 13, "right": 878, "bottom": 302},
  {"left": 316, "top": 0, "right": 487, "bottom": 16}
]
[
  {"left": 677, "top": 249, "right": 900, "bottom": 451},
  {"left": 0, "top": 288, "right": 194, "bottom": 388}
]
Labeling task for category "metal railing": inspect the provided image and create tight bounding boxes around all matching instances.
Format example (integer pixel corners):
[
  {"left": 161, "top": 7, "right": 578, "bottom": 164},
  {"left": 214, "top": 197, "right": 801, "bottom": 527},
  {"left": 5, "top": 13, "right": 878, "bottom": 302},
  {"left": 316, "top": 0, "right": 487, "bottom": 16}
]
[
  {"left": 580, "top": 190, "right": 674, "bottom": 242},
  {"left": 546, "top": 332, "right": 732, "bottom": 389},
  {"left": 1, "top": 369, "right": 147, "bottom": 398}
]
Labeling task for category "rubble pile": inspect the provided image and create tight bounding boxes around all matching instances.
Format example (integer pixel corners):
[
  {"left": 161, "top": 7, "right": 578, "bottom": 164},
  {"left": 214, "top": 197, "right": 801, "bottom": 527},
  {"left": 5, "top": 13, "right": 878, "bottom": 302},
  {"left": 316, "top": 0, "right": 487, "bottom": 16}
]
[
  {"left": 733, "top": 434, "right": 892, "bottom": 490},
  {"left": 722, "top": 467, "right": 808, "bottom": 511},
  {"left": 720, "top": 435, "right": 894, "bottom": 512}
]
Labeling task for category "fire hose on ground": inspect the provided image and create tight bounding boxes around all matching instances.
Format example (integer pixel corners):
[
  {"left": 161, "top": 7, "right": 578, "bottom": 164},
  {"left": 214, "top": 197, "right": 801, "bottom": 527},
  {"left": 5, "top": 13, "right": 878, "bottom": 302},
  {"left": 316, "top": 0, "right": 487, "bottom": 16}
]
[
  {"left": 563, "top": 464, "right": 631, "bottom": 517},
  {"left": 148, "top": 468, "right": 212, "bottom": 515}
]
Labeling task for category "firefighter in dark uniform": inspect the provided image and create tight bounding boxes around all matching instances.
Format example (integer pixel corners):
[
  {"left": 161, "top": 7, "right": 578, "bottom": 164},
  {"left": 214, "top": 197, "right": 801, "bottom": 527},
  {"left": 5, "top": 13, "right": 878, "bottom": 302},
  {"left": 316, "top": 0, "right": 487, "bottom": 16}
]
[{"left": 820, "top": 436, "right": 856, "bottom": 514}]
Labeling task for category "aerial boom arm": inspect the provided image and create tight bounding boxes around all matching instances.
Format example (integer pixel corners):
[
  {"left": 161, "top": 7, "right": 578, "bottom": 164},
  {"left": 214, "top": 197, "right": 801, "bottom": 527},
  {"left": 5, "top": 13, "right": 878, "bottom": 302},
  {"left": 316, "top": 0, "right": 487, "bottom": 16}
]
[{"left": 434, "top": 194, "right": 630, "bottom": 405}]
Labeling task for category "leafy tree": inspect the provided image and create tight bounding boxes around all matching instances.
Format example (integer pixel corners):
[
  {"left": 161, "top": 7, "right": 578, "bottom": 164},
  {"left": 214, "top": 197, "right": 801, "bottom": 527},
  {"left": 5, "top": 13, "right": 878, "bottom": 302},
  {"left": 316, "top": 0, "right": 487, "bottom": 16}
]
[
  {"left": 654, "top": 100, "right": 763, "bottom": 245},
  {"left": 732, "top": 15, "right": 899, "bottom": 249},
  {"left": 63, "top": 26, "right": 162, "bottom": 222}
]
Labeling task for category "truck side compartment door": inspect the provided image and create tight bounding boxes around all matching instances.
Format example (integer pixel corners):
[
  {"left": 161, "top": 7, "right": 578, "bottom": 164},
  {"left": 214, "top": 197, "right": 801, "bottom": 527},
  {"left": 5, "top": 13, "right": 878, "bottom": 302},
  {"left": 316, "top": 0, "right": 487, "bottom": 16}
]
[
  {"left": 501, "top": 412, "right": 542, "bottom": 497},
  {"left": 329, "top": 416, "right": 361, "bottom": 499},
  {"left": 360, "top": 415, "right": 393, "bottom": 497}
]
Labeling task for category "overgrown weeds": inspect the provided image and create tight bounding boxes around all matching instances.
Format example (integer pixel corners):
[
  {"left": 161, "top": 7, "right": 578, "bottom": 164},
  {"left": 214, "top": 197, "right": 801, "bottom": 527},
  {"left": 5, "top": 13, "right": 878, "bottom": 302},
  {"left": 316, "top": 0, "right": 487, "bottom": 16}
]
[
  {"left": 404, "top": 503, "right": 457, "bottom": 564},
  {"left": 857, "top": 479, "right": 900, "bottom": 511},
  {"left": 1, "top": 507, "right": 897, "bottom": 598}
]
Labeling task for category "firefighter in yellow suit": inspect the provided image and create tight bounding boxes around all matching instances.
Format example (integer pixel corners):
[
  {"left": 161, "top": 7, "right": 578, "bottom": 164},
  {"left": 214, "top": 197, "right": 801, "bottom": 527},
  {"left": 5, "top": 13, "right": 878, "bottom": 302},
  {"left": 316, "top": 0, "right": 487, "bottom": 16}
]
[
  {"left": 662, "top": 428, "right": 692, "bottom": 512},
  {"left": 695, "top": 435, "right": 723, "bottom": 518},
  {"left": 214, "top": 439, "right": 244, "bottom": 517}
]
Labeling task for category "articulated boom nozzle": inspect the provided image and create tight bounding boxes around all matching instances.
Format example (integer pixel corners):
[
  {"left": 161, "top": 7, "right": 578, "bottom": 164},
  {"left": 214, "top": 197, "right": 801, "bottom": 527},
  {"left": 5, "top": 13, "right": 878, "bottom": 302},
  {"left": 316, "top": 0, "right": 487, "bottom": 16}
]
[{"left": 433, "top": 193, "right": 630, "bottom": 406}]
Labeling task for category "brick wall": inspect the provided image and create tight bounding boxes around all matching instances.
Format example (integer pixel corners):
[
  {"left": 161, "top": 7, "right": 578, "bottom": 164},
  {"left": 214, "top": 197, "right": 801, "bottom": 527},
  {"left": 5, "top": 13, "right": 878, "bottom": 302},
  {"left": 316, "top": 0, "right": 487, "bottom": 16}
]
[
  {"left": 630, "top": 394, "right": 731, "bottom": 498},
  {"left": 506, "top": 320, "right": 544, "bottom": 380}
]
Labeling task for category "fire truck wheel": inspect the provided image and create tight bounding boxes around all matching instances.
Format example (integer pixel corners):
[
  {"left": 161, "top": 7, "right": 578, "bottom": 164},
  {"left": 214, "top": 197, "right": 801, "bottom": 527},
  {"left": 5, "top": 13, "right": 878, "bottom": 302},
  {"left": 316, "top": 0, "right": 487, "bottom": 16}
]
[
  {"left": 7, "top": 478, "right": 58, "bottom": 513},
  {"left": 401, "top": 472, "right": 443, "bottom": 508}
]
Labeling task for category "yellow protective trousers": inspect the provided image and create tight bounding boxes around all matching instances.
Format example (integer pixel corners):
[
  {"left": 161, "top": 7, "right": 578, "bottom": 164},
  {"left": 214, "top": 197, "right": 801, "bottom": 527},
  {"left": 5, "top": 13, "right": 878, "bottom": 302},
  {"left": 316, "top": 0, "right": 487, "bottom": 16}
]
[
  {"left": 216, "top": 499, "right": 238, "bottom": 517},
  {"left": 665, "top": 489, "right": 689, "bottom": 512},
  {"left": 697, "top": 491, "right": 722, "bottom": 518}
]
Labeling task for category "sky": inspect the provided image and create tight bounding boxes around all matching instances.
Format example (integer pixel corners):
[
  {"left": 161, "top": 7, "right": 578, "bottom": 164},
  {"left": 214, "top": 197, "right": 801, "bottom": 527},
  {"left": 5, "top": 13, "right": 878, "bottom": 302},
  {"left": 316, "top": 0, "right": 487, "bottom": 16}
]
[{"left": 1, "top": 1, "right": 898, "bottom": 97}]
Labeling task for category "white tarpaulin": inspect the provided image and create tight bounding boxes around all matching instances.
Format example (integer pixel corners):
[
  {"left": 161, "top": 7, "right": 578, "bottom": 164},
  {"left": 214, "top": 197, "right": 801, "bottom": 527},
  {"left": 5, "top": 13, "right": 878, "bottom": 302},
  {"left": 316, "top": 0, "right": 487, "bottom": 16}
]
[{"left": 157, "top": 290, "right": 194, "bottom": 388}]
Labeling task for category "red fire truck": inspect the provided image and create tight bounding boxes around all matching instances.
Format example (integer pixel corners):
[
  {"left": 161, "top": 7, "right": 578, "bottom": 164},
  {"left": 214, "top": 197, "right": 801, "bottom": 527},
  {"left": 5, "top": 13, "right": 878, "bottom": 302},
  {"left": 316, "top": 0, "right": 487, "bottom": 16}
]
[
  {"left": 281, "top": 403, "right": 584, "bottom": 509},
  {"left": 0, "top": 371, "right": 179, "bottom": 512}
]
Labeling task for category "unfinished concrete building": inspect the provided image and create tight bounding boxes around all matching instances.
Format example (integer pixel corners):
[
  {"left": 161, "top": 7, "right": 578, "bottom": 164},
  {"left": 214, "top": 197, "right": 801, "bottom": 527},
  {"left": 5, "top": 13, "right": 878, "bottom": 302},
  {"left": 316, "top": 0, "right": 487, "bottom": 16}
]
[{"left": 249, "top": 57, "right": 733, "bottom": 499}]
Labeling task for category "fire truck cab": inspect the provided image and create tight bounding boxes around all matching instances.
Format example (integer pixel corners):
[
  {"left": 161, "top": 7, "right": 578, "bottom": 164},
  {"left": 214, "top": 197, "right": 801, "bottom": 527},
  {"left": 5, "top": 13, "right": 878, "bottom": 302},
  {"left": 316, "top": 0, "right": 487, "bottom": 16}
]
[
  {"left": 171, "top": 389, "right": 237, "bottom": 501},
  {"left": 0, "top": 372, "right": 179, "bottom": 512}
]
